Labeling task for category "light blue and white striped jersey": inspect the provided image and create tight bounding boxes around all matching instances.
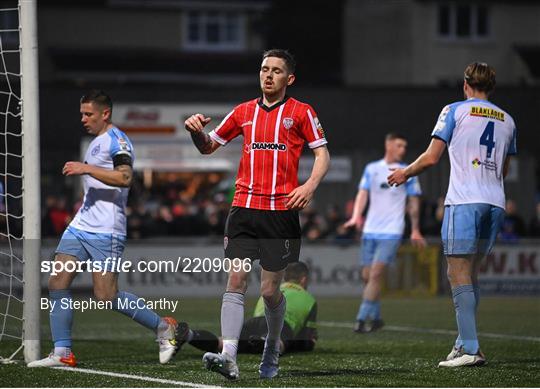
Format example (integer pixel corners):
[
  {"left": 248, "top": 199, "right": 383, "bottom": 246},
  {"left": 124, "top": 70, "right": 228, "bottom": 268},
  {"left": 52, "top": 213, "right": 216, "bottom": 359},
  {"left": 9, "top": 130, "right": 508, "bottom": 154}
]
[
  {"left": 431, "top": 98, "right": 517, "bottom": 209},
  {"left": 359, "top": 159, "right": 422, "bottom": 236},
  {"left": 70, "top": 127, "right": 134, "bottom": 235}
]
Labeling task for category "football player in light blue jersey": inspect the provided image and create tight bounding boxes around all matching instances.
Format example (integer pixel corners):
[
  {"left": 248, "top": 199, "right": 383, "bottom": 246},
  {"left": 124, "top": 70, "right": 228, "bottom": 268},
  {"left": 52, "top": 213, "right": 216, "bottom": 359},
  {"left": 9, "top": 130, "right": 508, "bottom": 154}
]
[
  {"left": 388, "top": 63, "right": 517, "bottom": 367},
  {"left": 29, "top": 91, "right": 186, "bottom": 368},
  {"left": 344, "top": 133, "right": 426, "bottom": 333}
]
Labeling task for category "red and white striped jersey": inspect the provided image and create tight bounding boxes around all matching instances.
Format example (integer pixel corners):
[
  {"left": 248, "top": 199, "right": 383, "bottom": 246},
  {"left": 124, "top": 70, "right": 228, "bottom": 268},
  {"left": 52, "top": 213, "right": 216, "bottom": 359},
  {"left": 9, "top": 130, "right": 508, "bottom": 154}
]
[{"left": 209, "top": 96, "right": 328, "bottom": 211}]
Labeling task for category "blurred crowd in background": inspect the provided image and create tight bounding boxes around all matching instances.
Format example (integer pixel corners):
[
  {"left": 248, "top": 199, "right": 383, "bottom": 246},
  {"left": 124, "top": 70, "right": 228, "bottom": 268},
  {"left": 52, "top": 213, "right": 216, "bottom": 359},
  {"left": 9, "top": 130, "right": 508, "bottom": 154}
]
[{"left": 40, "top": 179, "right": 540, "bottom": 242}]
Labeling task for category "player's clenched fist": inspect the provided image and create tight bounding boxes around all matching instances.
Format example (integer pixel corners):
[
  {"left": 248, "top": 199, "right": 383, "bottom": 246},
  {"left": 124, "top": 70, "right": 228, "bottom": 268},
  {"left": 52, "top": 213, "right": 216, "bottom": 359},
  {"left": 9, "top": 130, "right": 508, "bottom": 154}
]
[{"left": 184, "top": 113, "right": 211, "bottom": 133}]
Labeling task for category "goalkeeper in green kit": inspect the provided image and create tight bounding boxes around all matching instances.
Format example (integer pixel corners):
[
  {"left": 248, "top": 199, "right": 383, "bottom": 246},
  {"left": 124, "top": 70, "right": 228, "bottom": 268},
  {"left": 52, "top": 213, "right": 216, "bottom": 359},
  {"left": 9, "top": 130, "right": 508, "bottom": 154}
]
[{"left": 178, "top": 262, "right": 317, "bottom": 355}]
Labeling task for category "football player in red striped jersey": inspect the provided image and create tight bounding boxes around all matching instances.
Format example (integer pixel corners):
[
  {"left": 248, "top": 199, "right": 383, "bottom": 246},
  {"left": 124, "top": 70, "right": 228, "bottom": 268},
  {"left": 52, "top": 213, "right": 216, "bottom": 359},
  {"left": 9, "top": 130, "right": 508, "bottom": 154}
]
[{"left": 185, "top": 49, "right": 330, "bottom": 380}]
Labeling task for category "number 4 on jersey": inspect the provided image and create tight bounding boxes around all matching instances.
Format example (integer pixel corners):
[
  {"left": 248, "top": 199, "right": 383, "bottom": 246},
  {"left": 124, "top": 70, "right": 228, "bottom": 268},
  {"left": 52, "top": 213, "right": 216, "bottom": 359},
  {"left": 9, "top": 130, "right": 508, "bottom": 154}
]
[{"left": 480, "top": 121, "right": 495, "bottom": 158}]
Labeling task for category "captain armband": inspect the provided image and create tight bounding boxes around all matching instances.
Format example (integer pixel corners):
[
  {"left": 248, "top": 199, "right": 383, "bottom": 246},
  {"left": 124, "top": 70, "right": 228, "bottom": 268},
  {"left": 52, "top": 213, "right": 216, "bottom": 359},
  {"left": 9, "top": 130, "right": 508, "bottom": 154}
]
[{"left": 113, "top": 153, "right": 133, "bottom": 167}]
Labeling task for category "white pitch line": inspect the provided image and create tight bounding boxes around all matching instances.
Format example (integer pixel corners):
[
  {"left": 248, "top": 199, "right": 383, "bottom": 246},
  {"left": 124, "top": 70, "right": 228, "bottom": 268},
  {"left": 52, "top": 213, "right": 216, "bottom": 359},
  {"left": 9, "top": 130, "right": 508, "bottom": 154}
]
[
  {"left": 52, "top": 366, "right": 221, "bottom": 388},
  {"left": 319, "top": 321, "right": 540, "bottom": 342}
]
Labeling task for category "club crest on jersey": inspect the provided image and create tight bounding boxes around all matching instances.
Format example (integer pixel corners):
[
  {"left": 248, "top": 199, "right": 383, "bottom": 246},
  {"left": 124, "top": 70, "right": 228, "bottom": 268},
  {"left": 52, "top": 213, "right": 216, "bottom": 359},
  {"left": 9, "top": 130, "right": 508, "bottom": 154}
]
[
  {"left": 282, "top": 117, "right": 294, "bottom": 129},
  {"left": 91, "top": 144, "right": 100, "bottom": 156},
  {"left": 472, "top": 158, "right": 482, "bottom": 168},
  {"left": 246, "top": 142, "right": 287, "bottom": 152}
]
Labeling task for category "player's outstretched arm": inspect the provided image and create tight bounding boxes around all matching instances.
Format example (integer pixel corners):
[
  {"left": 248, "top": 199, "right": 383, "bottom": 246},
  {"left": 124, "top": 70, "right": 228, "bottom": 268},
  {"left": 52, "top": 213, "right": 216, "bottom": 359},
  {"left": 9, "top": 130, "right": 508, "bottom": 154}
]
[
  {"left": 388, "top": 138, "right": 446, "bottom": 186},
  {"left": 62, "top": 161, "right": 133, "bottom": 188},
  {"left": 286, "top": 145, "right": 330, "bottom": 210},
  {"left": 184, "top": 113, "right": 220, "bottom": 154},
  {"left": 343, "top": 189, "right": 368, "bottom": 230}
]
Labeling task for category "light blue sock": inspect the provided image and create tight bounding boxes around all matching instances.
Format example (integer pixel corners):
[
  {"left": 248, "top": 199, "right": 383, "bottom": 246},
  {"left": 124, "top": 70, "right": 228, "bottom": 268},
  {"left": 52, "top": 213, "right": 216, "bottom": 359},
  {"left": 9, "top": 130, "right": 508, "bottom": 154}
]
[
  {"left": 473, "top": 284, "right": 480, "bottom": 311},
  {"left": 112, "top": 291, "right": 161, "bottom": 331},
  {"left": 357, "top": 300, "right": 375, "bottom": 321},
  {"left": 372, "top": 301, "right": 381, "bottom": 320},
  {"left": 454, "top": 284, "right": 480, "bottom": 348},
  {"left": 454, "top": 335, "right": 463, "bottom": 349},
  {"left": 49, "top": 289, "right": 73, "bottom": 348},
  {"left": 452, "top": 285, "right": 479, "bottom": 354}
]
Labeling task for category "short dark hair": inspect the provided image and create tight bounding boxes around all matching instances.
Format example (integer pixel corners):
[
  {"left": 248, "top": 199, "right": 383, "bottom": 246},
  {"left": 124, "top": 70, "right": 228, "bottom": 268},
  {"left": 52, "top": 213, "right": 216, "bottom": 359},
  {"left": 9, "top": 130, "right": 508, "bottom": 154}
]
[
  {"left": 80, "top": 90, "right": 113, "bottom": 111},
  {"left": 262, "top": 49, "right": 296, "bottom": 74},
  {"left": 284, "top": 261, "right": 309, "bottom": 283},
  {"left": 386, "top": 132, "right": 407, "bottom": 142},
  {"left": 464, "top": 62, "right": 496, "bottom": 94}
]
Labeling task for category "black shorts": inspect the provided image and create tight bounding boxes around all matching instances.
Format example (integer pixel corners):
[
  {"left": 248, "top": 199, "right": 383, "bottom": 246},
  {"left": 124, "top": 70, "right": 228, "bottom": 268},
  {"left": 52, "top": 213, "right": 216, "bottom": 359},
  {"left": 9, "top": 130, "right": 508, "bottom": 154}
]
[
  {"left": 224, "top": 206, "right": 301, "bottom": 272},
  {"left": 238, "top": 316, "right": 294, "bottom": 354}
]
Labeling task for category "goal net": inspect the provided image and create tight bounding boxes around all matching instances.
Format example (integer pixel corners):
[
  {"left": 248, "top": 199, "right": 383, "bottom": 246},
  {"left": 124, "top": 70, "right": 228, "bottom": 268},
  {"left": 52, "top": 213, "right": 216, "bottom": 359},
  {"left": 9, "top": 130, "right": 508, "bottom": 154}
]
[{"left": 0, "top": 0, "right": 40, "bottom": 364}]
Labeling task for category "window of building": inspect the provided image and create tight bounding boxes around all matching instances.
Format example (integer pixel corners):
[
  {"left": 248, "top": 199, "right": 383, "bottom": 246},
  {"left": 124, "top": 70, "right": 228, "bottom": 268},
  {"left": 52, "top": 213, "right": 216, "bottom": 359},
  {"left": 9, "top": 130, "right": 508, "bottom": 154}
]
[
  {"left": 437, "top": 3, "right": 489, "bottom": 40},
  {"left": 182, "top": 11, "right": 246, "bottom": 52}
]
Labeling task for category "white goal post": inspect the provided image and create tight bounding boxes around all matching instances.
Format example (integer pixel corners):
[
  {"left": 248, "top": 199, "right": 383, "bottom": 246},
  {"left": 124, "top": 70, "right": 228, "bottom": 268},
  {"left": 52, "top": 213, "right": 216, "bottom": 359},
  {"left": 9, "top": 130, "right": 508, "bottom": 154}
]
[
  {"left": 0, "top": 0, "right": 41, "bottom": 364},
  {"left": 20, "top": 0, "right": 41, "bottom": 364}
]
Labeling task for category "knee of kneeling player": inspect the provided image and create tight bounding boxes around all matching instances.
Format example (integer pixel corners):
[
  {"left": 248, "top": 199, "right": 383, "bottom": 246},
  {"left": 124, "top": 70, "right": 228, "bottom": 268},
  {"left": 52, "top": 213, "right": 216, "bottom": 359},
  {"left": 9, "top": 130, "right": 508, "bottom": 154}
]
[{"left": 305, "top": 339, "right": 316, "bottom": 351}]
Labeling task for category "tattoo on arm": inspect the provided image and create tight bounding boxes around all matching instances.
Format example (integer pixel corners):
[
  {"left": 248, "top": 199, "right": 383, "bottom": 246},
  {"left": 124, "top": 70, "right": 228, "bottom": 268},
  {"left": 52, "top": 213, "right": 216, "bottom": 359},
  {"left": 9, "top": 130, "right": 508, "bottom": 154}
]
[
  {"left": 115, "top": 164, "right": 133, "bottom": 187},
  {"left": 191, "top": 131, "right": 213, "bottom": 154}
]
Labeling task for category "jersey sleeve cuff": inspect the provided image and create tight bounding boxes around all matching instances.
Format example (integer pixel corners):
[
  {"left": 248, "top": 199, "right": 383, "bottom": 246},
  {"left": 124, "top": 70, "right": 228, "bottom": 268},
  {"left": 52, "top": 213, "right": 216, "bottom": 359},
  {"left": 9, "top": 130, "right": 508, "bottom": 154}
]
[
  {"left": 308, "top": 138, "right": 328, "bottom": 149},
  {"left": 209, "top": 130, "right": 228, "bottom": 146},
  {"left": 431, "top": 134, "right": 448, "bottom": 144}
]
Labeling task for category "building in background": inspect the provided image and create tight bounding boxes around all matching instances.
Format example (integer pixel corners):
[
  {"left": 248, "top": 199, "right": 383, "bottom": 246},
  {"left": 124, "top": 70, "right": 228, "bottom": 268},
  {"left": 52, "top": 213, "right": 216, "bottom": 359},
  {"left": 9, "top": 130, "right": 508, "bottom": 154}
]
[
  {"left": 37, "top": 0, "right": 343, "bottom": 86},
  {"left": 39, "top": 0, "right": 269, "bottom": 85},
  {"left": 344, "top": 0, "right": 540, "bottom": 86}
]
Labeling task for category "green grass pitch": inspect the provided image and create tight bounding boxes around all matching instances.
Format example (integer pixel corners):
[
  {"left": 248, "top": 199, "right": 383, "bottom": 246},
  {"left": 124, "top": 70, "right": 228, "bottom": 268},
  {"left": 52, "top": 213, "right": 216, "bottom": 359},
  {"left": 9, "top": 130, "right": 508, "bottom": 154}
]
[{"left": 1, "top": 296, "right": 539, "bottom": 387}]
